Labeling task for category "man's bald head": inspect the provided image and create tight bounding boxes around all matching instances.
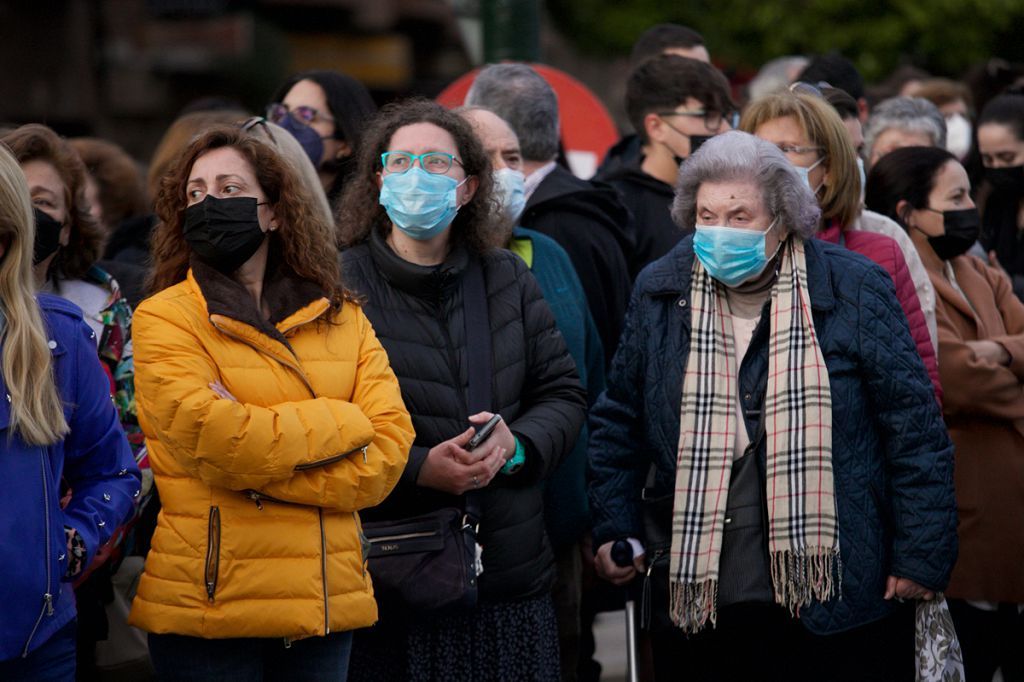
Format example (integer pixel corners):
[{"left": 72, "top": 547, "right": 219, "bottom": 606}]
[{"left": 457, "top": 106, "right": 524, "bottom": 172}]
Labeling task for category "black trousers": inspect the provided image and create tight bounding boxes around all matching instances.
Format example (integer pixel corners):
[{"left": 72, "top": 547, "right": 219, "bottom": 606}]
[
  {"left": 148, "top": 630, "right": 353, "bottom": 682},
  {"left": 650, "top": 601, "right": 916, "bottom": 682},
  {"left": 948, "top": 599, "right": 1024, "bottom": 682}
]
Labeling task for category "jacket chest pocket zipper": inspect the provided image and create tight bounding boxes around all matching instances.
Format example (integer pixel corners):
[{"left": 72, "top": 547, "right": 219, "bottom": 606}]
[{"left": 205, "top": 506, "right": 221, "bottom": 602}]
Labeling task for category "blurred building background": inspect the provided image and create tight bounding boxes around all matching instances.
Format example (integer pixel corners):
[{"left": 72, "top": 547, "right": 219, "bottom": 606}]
[
  {"left": 2, "top": 0, "right": 1023, "bottom": 165},
  {"left": 0, "top": 0, "right": 492, "bottom": 158}
]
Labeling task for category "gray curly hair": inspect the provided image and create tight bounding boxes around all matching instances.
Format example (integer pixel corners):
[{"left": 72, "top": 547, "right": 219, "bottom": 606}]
[{"left": 671, "top": 131, "right": 821, "bottom": 239}]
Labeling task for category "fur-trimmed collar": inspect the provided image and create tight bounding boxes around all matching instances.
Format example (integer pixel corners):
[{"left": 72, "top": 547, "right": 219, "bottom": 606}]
[{"left": 190, "top": 255, "right": 327, "bottom": 343}]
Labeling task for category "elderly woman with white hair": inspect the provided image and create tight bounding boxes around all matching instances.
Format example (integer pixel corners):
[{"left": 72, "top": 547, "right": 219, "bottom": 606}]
[
  {"left": 588, "top": 131, "right": 958, "bottom": 681},
  {"left": 864, "top": 96, "right": 948, "bottom": 168}
]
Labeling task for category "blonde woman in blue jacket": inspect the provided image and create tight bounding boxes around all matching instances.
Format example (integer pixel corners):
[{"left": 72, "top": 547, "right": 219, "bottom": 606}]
[{"left": 0, "top": 145, "right": 139, "bottom": 680}]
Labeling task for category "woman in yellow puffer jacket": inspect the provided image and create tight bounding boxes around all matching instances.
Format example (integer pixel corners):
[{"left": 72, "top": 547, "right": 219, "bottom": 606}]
[{"left": 128, "top": 125, "right": 413, "bottom": 680}]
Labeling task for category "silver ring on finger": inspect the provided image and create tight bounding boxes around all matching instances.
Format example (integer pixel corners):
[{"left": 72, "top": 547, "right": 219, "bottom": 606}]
[{"left": 472, "top": 475, "right": 479, "bottom": 488}]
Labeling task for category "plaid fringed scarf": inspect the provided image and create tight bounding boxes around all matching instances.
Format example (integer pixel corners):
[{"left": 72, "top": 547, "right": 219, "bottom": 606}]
[{"left": 669, "top": 237, "right": 839, "bottom": 632}]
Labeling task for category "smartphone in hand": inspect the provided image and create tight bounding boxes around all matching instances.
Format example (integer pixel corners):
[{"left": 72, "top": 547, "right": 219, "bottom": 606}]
[{"left": 466, "top": 414, "right": 502, "bottom": 451}]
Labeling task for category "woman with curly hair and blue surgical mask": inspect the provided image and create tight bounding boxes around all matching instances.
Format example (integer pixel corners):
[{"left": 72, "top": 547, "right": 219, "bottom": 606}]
[{"left": 337, "top": 98, "right": 586, "bottom": 681}]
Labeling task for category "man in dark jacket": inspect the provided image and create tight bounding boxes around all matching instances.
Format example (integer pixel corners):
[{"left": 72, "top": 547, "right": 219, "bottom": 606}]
[
  {"left": 597, "top": 23, "right": 712, "bottom": 181},
  {"left": 465, "top": 63, "right": 633, "bottom": 366},
  {"left": 600, "top": 55, "right": 735, "bottom": 278}
]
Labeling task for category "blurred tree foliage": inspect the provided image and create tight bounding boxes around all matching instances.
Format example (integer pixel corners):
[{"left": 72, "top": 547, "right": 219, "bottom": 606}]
[{"left": 546, "top": 0, "right": 1024, "bottom": 80}]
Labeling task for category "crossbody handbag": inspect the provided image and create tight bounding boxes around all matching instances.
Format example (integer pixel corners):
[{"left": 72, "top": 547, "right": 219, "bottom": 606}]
[{"left": 362, "top": 257, "right": 490, "bottom": 618}]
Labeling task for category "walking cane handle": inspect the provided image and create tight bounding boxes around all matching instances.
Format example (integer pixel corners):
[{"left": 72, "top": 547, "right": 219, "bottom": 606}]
[{"left": 611, "top": 539, "right": 635, "bottom": 568}]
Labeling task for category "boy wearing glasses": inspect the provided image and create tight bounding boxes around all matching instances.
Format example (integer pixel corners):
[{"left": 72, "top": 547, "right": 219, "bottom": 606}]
[{"left": 600, "top": 54, "right": 736, "bottom": 278}]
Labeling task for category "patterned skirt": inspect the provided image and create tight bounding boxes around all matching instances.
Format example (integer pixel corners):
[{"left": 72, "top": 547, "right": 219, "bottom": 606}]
[{"left": 350, "top": 594, "right": 560, "bottom": 682}]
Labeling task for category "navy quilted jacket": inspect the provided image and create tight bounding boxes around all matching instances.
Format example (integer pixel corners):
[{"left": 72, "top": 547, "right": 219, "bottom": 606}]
[{"left": 588, "top": 236, "right": 958, "bottom": 634}]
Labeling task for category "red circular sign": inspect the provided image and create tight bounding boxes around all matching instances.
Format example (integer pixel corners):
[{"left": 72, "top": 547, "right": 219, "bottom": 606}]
[{"left": 436, "top": 63, "right": 620, "bottom": 179}]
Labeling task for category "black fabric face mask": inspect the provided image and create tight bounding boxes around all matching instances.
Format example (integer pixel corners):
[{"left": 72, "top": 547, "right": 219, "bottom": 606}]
[
  {"left": 33, "top": 207, "right": 64, "bottom": 265},
  {"left": 666, "top": 135, "right": 713, "bottom": 167},
  {"left": 926, "top": 207, "right": 981, "bottom": 261},
  {"left": 688, "top": 135, "right": 712, "bottom": 157},
  {"left": 183, "top": 196, "right": 268, "bottom": 274},
  {"left": 985, "top": 165, "right": 1024, "bottom": 195}
]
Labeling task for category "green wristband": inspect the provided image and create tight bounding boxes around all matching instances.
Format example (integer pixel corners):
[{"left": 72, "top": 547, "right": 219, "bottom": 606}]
[{"left": 501, "top": 436, "right": 526, "bottom": 475}]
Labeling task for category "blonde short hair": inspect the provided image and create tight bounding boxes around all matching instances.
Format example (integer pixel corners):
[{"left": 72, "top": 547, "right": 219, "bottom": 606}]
[{"left": 740, "top": 92, "right": 862, "bottom": 229}]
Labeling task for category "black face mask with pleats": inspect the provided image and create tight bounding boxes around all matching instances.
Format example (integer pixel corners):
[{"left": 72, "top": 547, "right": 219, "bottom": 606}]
[
  {"left": 666, "top": 135, "right": 712, "bottom": 166},
  {"left": 927, "top": 207, "right": 981, "bottom": 261},
  {"left": 33, "top": 207, "right": 64, "bottom": 265},
  {"left": 183, "top": 196, "right": 267, "bottom": 274},
  {"left": 985, "top": 165, "right": 1024, "bottom": 195}
]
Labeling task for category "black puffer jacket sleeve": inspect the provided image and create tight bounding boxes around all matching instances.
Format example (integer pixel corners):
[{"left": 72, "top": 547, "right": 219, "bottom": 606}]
[
  {"left": 507, "top": 256, "right": 588, "bottom": 485},
  {"left": 399, "top": 445, "right": 430, "bottom": 488}
]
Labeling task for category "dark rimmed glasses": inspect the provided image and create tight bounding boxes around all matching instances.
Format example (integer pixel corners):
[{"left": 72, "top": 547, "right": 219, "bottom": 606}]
[
  {"left": 657, "top": 109, "right": 732, "bottom": 133},
  {"left": 266, "top": 102, "right": 335, "bottom": 127}
]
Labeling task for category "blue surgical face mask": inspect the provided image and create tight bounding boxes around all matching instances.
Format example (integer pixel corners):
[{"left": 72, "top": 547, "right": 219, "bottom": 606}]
[
  {"left": 380, "top": 167, "right": 465, "bottom": 241},
  {"left": 493, "top": 168, "right": 526, "bottom": 222},
  {"left": 277, "top": 114, "right": 325, "bottom": 168},
  {"left": 793, "top": 156, "right": 826, "bottom": 194},
  {"left": 693, "top": 220, "right": 780, "bottom": 287}
]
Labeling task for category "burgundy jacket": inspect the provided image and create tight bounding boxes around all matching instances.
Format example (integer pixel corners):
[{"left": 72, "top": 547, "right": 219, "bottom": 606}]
[{"left": 818, "top": 223, "right": 943, "bottom": 404}]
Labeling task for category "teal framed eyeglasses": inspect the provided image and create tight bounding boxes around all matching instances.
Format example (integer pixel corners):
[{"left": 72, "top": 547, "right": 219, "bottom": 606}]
[{"left": 381, "top": 151, "right": 463, "bottom": 174}]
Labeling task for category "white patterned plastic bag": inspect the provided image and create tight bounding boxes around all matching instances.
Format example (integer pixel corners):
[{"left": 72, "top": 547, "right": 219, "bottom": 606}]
[{"left": 916, "top": 595, "right": 964, "bottom": 682}]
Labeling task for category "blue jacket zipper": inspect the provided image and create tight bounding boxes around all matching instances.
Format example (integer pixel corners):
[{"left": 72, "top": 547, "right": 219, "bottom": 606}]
[{"left": 22, "top": 452, "right": 55, "bottom": 657}]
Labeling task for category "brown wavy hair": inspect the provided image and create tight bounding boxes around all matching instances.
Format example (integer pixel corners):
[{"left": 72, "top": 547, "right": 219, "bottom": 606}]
[
  {"left": 70, "top": 137, "right": 147, "bottom": 230},
  {"left": 1, "top": 124, "right": 105, "bottom": 280},
  {"left": 336, "top": 98, "right": 500, "bottom": 253},
  {"left": 149, "top": 126, "right": 343, "bottom": 304},
  {"left": 147, "top": 109, "right": 249, "bottom": 203}
]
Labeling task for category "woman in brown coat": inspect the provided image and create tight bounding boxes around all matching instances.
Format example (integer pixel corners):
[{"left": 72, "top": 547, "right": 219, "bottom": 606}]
[{"left": 866, "top": 145, "right": 1024, "bottom": 682}]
